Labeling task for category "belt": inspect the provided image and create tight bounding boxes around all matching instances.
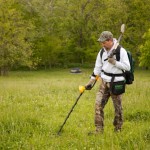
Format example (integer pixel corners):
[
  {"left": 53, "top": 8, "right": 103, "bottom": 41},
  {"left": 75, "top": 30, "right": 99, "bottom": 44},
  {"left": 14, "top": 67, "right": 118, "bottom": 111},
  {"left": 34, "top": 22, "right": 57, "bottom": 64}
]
[{"left": 101, "top": 70, "right": 124, "bottom": 84}]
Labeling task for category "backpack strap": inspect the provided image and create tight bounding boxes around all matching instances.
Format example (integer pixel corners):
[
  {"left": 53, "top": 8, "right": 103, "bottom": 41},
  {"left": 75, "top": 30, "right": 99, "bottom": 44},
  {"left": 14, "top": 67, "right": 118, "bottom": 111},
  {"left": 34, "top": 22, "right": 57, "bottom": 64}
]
[
  {"left": 101, "top": 70, "right": 124, "bottom": 77},
  {"left": 102, "top": 70, "right": 125, "bottom": 86},
  {"left": 101, "top": 70, "right": 124, "bottom": 90},
  {"left": 100, "top": 48, "right": 104, "bottom": 59},
  {"left": 101, "top": 45, "right": 121, "bottom": 61},
  {"left": 115, "top": 45, "right": 121, "bottom": 61}
]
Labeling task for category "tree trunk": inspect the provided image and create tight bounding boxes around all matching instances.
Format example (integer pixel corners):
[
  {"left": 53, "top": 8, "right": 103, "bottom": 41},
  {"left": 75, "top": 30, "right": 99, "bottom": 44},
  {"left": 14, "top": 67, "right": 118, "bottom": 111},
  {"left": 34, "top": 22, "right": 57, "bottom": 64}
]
[
  {"left": 145, "top": 67, "right": 148, "bottom": 70},
  {"left": 0, "top": 66, "right": 9, "bottom": 76}
]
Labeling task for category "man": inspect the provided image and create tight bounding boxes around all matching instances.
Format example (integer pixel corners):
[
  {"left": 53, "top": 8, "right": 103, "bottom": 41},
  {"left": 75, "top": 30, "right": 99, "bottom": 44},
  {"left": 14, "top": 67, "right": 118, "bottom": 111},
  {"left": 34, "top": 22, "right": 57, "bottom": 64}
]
[{"left": 86, "top": 31, "right": 130, "bottom": 134}]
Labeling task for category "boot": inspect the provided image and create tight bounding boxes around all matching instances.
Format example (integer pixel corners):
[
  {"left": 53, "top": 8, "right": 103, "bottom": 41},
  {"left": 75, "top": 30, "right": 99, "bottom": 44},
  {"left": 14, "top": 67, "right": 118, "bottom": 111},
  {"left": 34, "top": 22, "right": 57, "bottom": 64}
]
[
  {"left": 88, "top": 127, "right": 104, "bottom": 135},
  {"left": 114, "top": 127, "right": 121, "bottom": 132}
]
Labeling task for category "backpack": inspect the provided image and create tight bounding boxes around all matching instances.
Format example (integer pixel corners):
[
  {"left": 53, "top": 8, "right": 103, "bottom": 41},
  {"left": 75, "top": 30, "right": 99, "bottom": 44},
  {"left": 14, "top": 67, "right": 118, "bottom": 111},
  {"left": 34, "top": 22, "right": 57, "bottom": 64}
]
[{"left": 100, "top": 45, "right": 134, "bottom": 84}]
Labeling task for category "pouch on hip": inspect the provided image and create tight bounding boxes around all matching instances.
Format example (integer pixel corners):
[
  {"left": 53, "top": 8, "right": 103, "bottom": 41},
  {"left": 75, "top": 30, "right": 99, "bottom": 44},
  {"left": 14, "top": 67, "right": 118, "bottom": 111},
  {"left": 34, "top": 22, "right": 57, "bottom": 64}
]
[{"left": 111, "top": 81, "right": 125, "bottom": 95}]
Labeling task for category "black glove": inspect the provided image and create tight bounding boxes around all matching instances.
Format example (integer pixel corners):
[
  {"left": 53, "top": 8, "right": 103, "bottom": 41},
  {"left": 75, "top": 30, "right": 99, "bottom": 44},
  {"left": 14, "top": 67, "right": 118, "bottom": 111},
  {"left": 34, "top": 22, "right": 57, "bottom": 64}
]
[
  {"left": 85, "top": 84, "right": 92, "bottom": 90},
  {"left": 85, "top": 79, "right": 95, "bottom": 90}
]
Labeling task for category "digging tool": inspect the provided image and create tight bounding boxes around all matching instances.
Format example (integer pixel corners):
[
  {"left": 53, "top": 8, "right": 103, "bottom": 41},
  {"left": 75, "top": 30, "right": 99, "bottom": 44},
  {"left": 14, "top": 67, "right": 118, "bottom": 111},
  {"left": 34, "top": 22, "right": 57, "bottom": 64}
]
[
  {"left": 57, "top": 76, "right": 99, "bottom": 135},
  {"left": 104, "top": 24, "right": 125, "bottom": 61}
]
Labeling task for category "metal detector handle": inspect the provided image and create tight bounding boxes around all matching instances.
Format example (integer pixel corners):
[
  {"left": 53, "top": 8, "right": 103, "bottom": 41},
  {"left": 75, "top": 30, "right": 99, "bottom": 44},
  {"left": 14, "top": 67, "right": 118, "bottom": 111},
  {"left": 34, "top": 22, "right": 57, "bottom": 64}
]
[
  {"left": 84, "top": 75, "right": 99, "bottom": 90},
  {"left": 91, "top": 75, "right": 99, "bottom": 88}
]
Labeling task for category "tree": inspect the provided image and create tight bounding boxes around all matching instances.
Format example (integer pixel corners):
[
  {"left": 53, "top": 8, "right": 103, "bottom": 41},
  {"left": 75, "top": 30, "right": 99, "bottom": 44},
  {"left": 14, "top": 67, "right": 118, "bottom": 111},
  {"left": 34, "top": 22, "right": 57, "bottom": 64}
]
[
  {"left": 123, "top": 0, "right": 150, "bottom": 64},
  {"left": 62, "top": 0, "right": 129, "bottom": 64},
  {"left": 139, "top": 28, "right": 150, "bottom": 68},
  {"left": 20, "top": 0, "right": 64, "bottom": 68},
  {"left": 0, "top": 0, "right": 35, "bottom": 75},
  {"left": 61, "top": 0, "right": 103, "bottom": 64},
  {"left": 1, "top": 0, "right": 150, "bottom": 70}
]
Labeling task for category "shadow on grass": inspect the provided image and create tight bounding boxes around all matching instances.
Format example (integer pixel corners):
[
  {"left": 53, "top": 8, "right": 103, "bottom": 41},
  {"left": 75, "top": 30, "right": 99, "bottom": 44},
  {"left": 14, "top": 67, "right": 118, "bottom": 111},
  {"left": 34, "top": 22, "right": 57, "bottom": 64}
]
[
  {"left": 125, "top": 111, "right": 150, "bottom": 122},
  {"left": 143, "top": 128, "right": 150, "bottom": 142}
]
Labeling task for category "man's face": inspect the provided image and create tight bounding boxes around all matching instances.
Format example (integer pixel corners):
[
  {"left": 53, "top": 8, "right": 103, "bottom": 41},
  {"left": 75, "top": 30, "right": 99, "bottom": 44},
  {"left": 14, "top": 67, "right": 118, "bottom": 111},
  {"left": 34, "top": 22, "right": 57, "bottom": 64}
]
[{"left": 100, "top": 39, "right": 113, "bottom": 50}]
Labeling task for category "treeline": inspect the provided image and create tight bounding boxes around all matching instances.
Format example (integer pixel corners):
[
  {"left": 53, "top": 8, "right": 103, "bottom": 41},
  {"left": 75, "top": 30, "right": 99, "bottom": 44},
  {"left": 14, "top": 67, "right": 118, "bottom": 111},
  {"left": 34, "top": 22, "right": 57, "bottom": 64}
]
[{"left": 0, "top": 0, "right": 150, "bottom": 75}]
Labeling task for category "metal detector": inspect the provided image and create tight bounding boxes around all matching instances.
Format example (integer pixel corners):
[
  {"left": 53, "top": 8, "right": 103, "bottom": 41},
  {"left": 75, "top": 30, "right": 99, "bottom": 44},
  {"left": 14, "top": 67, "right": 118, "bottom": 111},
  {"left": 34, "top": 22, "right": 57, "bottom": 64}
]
[{"left": 57, "top": 76, "right": 99, "bottom": 135}]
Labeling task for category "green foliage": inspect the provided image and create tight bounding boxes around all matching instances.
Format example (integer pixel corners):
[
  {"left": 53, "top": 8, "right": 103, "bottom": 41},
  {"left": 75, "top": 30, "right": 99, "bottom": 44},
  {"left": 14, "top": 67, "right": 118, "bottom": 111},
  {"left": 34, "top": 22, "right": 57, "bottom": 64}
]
[
  {"left": 139, "top": 29, "right": 150, "bottom": 68},
  {"left": 0, "top": 0, "right": 35, "bottom": 75},
  {"left": 34, "top": 35, "right": 62, "bottom": 69},
  {"left": 1, "top": 0, "right": 150, "bottom": 72},
  {"left": 123, "top": 0, "right": 150, "bottom": 60}
]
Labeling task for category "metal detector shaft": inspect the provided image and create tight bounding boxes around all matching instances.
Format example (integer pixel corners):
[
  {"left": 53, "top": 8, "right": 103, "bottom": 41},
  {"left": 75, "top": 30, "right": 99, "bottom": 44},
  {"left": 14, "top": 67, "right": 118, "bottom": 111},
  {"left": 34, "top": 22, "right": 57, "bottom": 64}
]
[
  {"left": 57, "top": 76, "right": 99, "bottom": 135},
  {"left": 57, "top": 92, "right": 83, "bottom": 135}
]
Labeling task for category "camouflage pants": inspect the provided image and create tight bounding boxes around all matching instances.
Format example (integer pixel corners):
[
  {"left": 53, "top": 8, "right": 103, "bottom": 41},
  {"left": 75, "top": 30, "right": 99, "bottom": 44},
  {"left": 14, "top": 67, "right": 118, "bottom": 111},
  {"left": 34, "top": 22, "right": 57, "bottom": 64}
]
[{"left": 95, "top": 80, "right": 123, "bottom": 130}]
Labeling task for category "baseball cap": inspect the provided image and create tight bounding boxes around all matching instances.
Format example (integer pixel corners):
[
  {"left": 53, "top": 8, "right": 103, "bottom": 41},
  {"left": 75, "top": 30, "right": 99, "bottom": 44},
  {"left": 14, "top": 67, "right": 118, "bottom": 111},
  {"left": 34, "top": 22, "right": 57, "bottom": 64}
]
[{"left": 97, "top": 31, "right": 113, "bottom": 42}]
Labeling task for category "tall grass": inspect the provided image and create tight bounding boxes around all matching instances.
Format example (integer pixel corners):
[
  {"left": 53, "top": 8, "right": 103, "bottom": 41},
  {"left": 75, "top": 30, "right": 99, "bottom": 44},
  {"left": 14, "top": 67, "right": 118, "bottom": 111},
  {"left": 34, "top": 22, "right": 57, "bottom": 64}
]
[{"left": 0, "top": 69, "right": 150, "bottom": 150}]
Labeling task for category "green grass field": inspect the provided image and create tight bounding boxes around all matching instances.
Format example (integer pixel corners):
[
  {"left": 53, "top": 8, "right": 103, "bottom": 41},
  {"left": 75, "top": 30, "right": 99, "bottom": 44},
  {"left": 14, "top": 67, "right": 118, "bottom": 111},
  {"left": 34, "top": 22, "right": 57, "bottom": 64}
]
[{"left": 0, "top": 69, "right": 150, "bottom": 150}]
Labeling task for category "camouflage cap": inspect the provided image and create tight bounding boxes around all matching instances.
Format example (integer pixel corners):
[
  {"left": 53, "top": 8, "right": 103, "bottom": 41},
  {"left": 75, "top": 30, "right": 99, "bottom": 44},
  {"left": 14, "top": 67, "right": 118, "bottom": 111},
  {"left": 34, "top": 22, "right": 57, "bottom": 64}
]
[{"left": 97, "top": 31, "right": 113, "bottom": 42}]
